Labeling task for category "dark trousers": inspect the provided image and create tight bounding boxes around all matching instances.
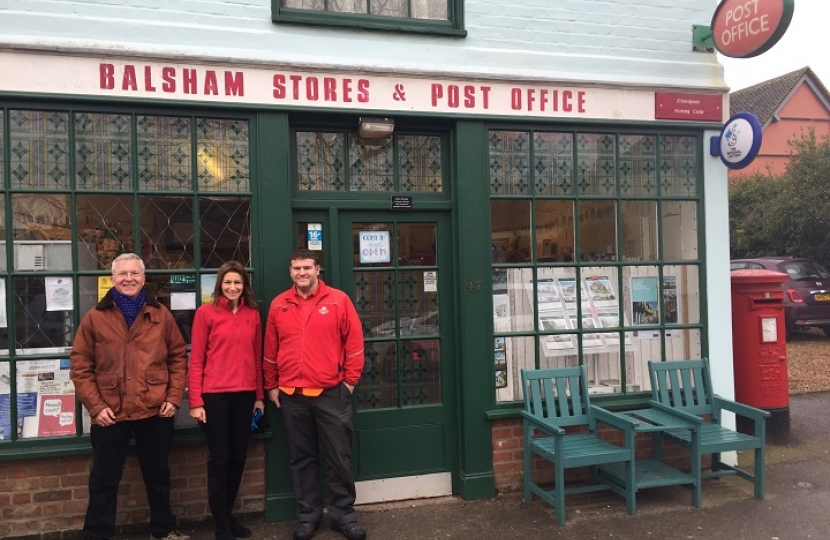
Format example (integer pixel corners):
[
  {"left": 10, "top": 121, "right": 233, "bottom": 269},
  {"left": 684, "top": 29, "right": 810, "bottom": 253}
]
[
  {"left": 280, "top": 383, "right": 357, "bottom": 526},
  {"left": 201, "top": 391, "right": 256, "bottom": 527},
  {"left": 83, "top": 415, "right": 176, "bottom": 539}
]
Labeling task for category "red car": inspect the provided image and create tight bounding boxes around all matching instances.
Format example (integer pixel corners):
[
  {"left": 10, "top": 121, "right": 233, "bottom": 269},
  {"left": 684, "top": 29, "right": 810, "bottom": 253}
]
[{"left": 730, "top": 257, "right": 830, "bottom": 337}]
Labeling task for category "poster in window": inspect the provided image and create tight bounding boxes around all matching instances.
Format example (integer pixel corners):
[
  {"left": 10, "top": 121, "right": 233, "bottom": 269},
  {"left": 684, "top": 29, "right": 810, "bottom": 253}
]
[
  {"left": 37, "top": 394, "right": 75, "bottom": 437},
  {"left": 0, "top": 366, "right": 9, "bottom": 439},
  {"left": 359, "top": 230, "right": 391, "bottom": 264},
  {"left": 493, "top": 294, "right": 510, "bottom": 322},
  {"left": 495, "top": 369, "right": 508, "bottom": 389},
  {"left": 97, "top": 276, "right": 113, "bottom": 301},
  {"left": 170, "top": 275, "right": 197, "bottom": 310},
  {"left": 45, "top": 277, "right": 73, "bottom": 312},
  {"left": 663, "top": 275, "right": 678, "bottom": 324},
  {"left": 585, "top": 275, "right": 616, "bottom": 307},
  {"left": 557, "top": 278, "right": 586, "bottom": 308},
  {"left": 540, "top": 312, "right": 575, "bottom": 351},
  {"left": 201, "top": 274, "right": 217, "bottom": 305},
  {"left": 579, "top": 316, "right": 605, "bottom": 348},
  {"left": 537, "top": 278, "right": 562, "bottom": 311},
  {"left": 631, "top": 276, "right": 660, "bottom": 325},
  {"left": 597, "top": 309, "right": 620, "bottom": 346},
  {"left": 17, "top": 359, "right": 75, "bottom": 439}
]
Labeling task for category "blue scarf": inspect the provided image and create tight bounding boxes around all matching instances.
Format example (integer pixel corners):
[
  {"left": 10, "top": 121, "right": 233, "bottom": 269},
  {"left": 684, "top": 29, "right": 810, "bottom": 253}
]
[{"left": 111, "top": 288, "right": 147, "bottom": 328}]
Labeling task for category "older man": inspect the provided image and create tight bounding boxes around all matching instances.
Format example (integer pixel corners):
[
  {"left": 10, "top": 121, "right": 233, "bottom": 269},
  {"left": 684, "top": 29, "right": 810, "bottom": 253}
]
[{"left": 71, "top": 253, "right": 190, "bottom": 540}]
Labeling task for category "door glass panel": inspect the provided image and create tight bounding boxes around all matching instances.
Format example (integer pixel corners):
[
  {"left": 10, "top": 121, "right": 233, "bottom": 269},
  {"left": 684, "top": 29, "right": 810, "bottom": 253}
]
[
  {"left": 398, "top": 223, "right": 436, "bottom": 266},
  {"left": 356, "top": 270, "right": 396, "bottom": 337},
  {"left": 352, "top": 222, "right": 441, "bottom": 411}
]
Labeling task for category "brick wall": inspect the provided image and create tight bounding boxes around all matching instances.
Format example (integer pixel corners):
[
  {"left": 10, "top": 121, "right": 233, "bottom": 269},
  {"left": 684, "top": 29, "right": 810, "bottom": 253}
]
[
  {"left": 0, "top": 440, "right": 265, "bottom": 540},
  {"left": 491, "top": 418, "right": 693, "bottom": 491}
]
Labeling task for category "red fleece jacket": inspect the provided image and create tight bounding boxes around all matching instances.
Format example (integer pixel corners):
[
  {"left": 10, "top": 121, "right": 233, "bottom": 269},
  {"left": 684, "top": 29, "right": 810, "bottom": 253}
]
[
  {"left": 263, "top": 280, "right": 364, "bottom": 390},
  {"left": 188, "top": 297, "right": 263, "bottom": 408}
]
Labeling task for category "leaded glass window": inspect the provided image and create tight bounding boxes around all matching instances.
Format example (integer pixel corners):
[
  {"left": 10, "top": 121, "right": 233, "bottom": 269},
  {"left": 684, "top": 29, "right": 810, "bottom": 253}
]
[
  {"left": 9, "top": 110, "right": 70, "bottom": 190},
  {"left": 0, "top": 105, "right": 253, "bottom": 445},
  {"left": 296, "top": 131, "right": 444, "bottom": 192},
  {"left": 489, "top": 129, "right": 703, "bottom": 404}
]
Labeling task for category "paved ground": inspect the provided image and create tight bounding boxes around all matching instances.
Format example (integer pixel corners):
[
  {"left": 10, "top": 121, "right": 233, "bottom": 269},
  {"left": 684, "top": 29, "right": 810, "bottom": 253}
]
[{"left": 111, "top": 392, "right": 830, "bottom": 540}]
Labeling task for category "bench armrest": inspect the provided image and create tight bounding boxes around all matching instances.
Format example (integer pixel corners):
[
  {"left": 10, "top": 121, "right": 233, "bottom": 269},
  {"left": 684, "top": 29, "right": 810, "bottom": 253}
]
[
  {"left": 648, "top": 400, "right": 704, "bottom": 424},
  {"left": 591, "top": 405, "right": 640, "bottom": 431},
  {"left": 713, "top": 395, "right": 771, "bottom": 419},
  {"left": 520, "top": 410, "right": 566, "bottom": 435}
]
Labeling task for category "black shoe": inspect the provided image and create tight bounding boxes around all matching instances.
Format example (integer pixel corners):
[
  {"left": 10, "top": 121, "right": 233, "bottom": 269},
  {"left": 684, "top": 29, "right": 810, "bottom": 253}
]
[
  {"left": 293, "top": 521, "right": 320, "bottom": 540},
  {"left": 331, "top": 521, "right": 367, "bottom": 540},
  {"left": 215, "top": 524, "right": 235, "bottom": 540},
  {"left": 228, "top": 515, "right": 252, "bottom": 538}
]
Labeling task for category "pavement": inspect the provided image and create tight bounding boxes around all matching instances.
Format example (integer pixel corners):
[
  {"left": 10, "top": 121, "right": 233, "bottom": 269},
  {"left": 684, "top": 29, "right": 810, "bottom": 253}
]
[{"left": 114, "top": 392, "right": 830, "bottom": 540}]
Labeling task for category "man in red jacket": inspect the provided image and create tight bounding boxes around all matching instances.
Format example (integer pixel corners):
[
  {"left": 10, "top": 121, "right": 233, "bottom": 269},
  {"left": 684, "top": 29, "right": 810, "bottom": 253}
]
[{"left": 264, "top": 249, "right": 366, "bottom": 540}]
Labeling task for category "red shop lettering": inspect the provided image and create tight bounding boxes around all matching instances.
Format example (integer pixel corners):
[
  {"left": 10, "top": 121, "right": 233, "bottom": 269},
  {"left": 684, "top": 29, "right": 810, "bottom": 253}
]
[
  {"left": 273, "top": 74, "right": 369, "bottom": 103},
  {"left": 99, "top": 63, "right": 244, "bottom": 96},
  {"left": 430, "top": 84, "right": 492, "bottom": 109},
  {"left": 510, "top": 88, "right": 586, "bottom": 113}
]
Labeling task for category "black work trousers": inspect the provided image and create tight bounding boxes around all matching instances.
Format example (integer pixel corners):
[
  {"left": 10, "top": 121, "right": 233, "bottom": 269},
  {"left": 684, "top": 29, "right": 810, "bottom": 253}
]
[
  {"left": 83, "top": 415, "right": 176, "bottom": 540},
  {"left": 280, "top": 383, "right": 357, "bottom": 526},
  {"left": 201, "top": 391, "right": 256, "bottom": 527}
]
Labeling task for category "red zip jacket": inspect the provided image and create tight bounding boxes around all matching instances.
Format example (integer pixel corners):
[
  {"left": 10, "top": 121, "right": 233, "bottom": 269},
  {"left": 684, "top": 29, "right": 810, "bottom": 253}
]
[
  {"left": 264, "top": 280, "right": 364, "bottom": 390},
  {"left": 188, "top": 297, "right": 264, "bottom": 408}
]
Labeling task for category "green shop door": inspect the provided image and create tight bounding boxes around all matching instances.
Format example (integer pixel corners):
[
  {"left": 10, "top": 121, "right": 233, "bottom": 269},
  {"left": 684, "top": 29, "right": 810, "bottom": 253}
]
[{"left": 295, "top": 211, "right": 457, "bottom": 504}]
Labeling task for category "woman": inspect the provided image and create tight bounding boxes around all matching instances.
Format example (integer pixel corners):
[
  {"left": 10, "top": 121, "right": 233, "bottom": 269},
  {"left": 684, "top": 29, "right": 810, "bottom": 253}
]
[{"left": 189, "top": 261, "right": 264, "bottom": 540}]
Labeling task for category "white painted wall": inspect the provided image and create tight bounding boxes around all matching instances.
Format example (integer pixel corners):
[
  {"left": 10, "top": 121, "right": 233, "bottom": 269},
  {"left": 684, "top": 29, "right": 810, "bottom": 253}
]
[
  {"left": 703, "top": 129, "right": 737, "bottom": 416},
  {"left": 0, "top": 0, "right": 725, "bottom": 90}
]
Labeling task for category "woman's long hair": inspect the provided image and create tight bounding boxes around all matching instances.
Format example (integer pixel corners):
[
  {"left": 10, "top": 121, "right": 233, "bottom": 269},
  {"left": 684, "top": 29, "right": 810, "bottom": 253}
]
[{"left": 212, "top": 261, "right": 257, "bottom": 309}]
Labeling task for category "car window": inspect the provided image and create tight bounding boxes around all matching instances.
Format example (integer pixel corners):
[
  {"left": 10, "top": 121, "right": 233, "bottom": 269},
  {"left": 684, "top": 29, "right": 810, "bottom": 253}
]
[
  {"left": 780, "top": 261, "right": 830, "bottom": 280},
  {"left": 730, "top": 262, "right": 748, "bottom": 270}
]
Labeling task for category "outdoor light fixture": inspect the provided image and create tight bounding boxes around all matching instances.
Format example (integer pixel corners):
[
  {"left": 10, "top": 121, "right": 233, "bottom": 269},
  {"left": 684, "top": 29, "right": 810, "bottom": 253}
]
[{"left": 358, "top": 117, "right": 394, "bottom": 139}]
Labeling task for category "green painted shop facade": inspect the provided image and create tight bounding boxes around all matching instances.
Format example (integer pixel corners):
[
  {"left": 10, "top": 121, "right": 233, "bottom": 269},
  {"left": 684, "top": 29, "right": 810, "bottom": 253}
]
[{"left": 0, "top": 51, "right": 721, "bottom": 520}]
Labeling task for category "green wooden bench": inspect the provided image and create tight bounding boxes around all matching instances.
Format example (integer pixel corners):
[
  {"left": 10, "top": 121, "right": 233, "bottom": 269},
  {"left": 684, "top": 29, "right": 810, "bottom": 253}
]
[
  {"left": 648, "top": 358, "right": 770, "bottom": 499},
  {"left": 521, "top": 366, "right": 637, "bottom": 525}
]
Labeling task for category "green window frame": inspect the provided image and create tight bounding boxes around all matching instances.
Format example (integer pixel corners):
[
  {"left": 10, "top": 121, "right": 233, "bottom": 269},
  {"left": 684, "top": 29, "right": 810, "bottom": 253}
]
[
  {"left": 488, "top": 128, "right": 705, "bottom": 406},
  {"left": 272, "top": 0, "right": 466, "bottom": 36},
  {"left": 0, "top": 104, "right": 256, "bottom": 456}
]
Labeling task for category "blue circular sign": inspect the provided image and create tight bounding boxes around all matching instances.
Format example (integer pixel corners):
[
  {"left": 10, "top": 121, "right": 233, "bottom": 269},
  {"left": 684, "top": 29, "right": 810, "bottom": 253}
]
[{"left": 717, "top": 112, "right": 763, "bottom": 170}]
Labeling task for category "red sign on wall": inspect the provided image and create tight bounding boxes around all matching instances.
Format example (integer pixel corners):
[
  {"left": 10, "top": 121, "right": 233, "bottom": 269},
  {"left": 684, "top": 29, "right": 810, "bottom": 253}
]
[
  {"left": 711, "top": 0, "right": 795, "bottom": 58},
  {"left": 654, "top": 93, "right": 724, "bottom": 122}
]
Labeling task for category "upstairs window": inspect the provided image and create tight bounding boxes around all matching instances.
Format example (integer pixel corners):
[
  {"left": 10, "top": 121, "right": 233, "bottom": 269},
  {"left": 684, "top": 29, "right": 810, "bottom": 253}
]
[{"left": 273, "top": 0, "right": 466, "bottom": 36}]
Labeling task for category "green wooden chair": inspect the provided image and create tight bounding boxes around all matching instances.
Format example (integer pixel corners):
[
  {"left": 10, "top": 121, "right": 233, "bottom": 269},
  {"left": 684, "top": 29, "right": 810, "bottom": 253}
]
[
  {"left": 648, "top": 358, "right": 770, "bottom": 499},
  {"left": 521, "top": 366, "right": 637, "bottom": 525}
]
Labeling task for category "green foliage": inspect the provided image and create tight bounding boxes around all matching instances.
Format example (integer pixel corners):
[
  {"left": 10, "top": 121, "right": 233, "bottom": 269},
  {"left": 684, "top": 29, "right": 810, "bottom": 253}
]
[{"left": 729, "top": 130, "right": 830, "bottom": 268}]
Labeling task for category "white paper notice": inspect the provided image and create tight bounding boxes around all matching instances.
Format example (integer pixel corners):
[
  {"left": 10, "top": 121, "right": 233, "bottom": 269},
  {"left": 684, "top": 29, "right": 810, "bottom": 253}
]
[
  {"left": 423, "top": 271, "right": 437, "bottom": 292},
  {"left": 170, "top": 292, "right": 197, "bottom": 311},
  {"left": 45, "top": 277, "right": 74, "bottom": 311},
  {"left": 761, "top": 317, "right": 778, "bottom": 343}
]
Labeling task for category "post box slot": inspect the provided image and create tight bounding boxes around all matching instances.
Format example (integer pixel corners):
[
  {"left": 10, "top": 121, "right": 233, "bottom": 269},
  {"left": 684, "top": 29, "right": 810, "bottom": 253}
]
[{"left": 751, "top": 298, "right": 783, "bottom": 306}]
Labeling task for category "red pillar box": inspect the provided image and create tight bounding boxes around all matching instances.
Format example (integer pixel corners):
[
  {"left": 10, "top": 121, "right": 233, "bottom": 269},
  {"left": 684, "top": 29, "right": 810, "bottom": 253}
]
[{"left": 730, "top": 269, "right": 790, "bottom": 440}]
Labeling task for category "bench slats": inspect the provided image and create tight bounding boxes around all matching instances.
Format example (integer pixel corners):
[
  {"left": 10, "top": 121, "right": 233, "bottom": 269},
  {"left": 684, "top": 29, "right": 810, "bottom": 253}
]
[
  {"left": 648, "top": 358, "right": 769, "bottom": 499},
  {"left": 521, "top": 366, "right": 636, "bottom": 524}
]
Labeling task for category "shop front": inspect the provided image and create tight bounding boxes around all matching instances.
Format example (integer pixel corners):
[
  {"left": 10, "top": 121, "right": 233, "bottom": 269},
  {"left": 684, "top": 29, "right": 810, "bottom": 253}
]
[{"left": 0, "top": 42, "right": 728, "bottom": 532}]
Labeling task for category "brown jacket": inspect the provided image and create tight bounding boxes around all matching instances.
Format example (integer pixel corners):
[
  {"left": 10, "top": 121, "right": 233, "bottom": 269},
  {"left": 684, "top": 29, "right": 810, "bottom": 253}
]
[{"left": 70, "top": 288, "right": 188, "bottom": 422}]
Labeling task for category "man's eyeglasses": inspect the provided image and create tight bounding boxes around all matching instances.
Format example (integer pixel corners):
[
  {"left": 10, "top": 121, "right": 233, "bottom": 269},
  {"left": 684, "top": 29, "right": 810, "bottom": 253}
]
[{"left": 114, "top": 271, "right": 143, "bottom": 278}]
